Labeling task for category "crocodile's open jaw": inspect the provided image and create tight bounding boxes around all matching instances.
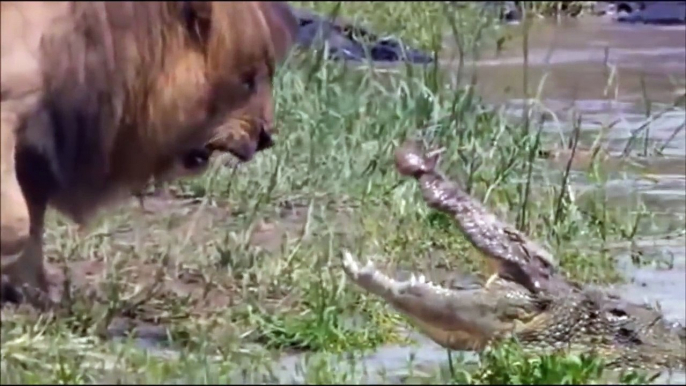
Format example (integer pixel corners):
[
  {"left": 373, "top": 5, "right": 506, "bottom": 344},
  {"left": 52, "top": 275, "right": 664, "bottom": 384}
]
[
  {"left": 341, "top": 251, "right": 520, "bottom": 349},
  {"left": 337, "top": 140, "right": 686, "bottom": 370}
]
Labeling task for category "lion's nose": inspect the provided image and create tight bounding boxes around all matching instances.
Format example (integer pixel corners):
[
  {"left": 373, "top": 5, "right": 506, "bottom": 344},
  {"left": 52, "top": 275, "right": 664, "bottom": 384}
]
[{"left": 256, "top": 126, "right": 274, "bottom": 151}]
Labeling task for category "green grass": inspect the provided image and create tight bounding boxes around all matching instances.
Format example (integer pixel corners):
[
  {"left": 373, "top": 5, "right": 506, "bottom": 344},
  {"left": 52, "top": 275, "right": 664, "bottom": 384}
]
[
  {"left": 1, "top": 1, "right": 682, "bottom": 384},
  {"left": 446, "top": 340, "right": 660, "bottom": 385}
]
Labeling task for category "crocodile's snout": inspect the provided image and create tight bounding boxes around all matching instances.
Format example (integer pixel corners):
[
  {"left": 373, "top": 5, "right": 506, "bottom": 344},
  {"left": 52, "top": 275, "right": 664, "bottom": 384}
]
[{"left": 394, "top": 140, "right": 440, "bottom": 178}]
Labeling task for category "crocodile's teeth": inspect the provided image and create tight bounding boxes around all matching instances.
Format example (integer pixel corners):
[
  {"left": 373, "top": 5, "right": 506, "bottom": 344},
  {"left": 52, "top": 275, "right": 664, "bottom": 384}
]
[
  {"left": 418, "top": 274, "right": 426, "bottom": 283},
  {"left": 391, "top": 281, "right": 404, "bottom": 296},
  {"left": 423, "top": 279, "right": 447, "bottom": 294},
  {"left": 343, "top": 252, "right": 354, "bottom": 269},
  {"left": 410, "top": 274, "right": 417, "bottom": 284},
  {"left": 342, "top": 251, "right": 364, "bottom": 279},
  {"left": 342, "top": 251, "right": 357, "bottom": 271},
  {"left": 342, "top": 250, "right": 355, "bottom": 266}
]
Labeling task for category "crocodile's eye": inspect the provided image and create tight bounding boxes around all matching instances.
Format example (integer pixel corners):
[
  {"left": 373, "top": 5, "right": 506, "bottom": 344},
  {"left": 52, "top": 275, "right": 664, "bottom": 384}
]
[
  {"left": 537, "top": 149, "right": 551, "bottom": 158},
  {"left": 617, "top": 326, "right": 642, "bottom": 345},
  {"left": 609, "top": 308, "right": 628, "bottom": 318}
]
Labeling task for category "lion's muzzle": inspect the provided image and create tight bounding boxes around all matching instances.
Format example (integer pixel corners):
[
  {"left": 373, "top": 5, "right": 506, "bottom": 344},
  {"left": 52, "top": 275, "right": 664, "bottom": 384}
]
[
  {"left": 256, "top": 125, "right": 274, "bottom": 151},
  {"left": 206, "top": 124, "right": 274, "bottom": 163}
]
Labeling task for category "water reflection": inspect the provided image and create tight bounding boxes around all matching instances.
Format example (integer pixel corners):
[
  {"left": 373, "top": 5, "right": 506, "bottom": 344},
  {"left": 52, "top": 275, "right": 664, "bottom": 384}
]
[{"left": 447, "top": 17, "right": 686, "bottom": 105}]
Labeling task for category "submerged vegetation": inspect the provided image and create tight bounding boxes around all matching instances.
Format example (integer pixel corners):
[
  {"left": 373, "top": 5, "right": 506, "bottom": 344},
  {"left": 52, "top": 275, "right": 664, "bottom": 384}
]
[{"left": 1, "top": 1, "right": 684, "bottom": 384}]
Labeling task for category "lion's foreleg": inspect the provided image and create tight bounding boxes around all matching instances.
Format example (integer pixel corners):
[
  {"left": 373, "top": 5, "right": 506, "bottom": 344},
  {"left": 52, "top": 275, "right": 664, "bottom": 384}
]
[
  {"left": 1, "top": 110, "right": 30, "bottom": 262},
  {"left": 1, "top": 109, "right": 49, "bottom": 304}
]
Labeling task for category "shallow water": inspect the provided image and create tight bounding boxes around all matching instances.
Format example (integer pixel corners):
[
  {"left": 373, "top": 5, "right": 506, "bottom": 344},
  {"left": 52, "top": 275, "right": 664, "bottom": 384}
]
[
  {"left": 271, "top": 332, "right": 465, "bottom": 384},
  {"left": 612, "top": 237, "right": 686, "bottom": 384},
  {"left": 450, "top": 17, "right": 685, "bottom": 105},
  {"left": 448, "top": 17, "right": 685, "bottom": 224}
]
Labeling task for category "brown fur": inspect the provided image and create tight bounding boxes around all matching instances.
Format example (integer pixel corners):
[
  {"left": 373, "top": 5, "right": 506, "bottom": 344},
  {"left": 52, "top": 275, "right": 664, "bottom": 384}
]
[
  {"left": 201, "top": 1, "right": 299, "bottom": 160},
  {"left": 0, "top": 1, "right": 297, "bottom": 304},
  {"left": 163, "top": 1, "right": 299, "bottom": 179}
]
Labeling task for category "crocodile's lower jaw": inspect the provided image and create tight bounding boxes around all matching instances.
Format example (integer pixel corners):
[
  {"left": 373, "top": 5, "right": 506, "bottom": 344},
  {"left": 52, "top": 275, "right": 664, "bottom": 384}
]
[{"left": 409, "top": 318, "right": 492, "bottom": 351}]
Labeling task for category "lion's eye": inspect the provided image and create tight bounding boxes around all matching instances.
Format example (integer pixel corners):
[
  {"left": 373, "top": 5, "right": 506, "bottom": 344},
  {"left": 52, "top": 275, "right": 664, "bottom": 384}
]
[{"left": 241, "top": 73, "right": 257, "bottom": 93}]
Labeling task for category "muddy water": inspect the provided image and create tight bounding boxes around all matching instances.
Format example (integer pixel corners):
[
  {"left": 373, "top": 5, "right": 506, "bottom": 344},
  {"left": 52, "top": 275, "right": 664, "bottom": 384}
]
[
  {"left": 267, "top": 17, "right": 686, "bottom": 384},
  {"left": 613, "top": 237, "right": 686, "bottom": 384},
  {"left": 455, "top": 17, "right": 685, "bottom": 104},
  {"left": 443, "top": 17, "right": 685, "bottom": 232}
]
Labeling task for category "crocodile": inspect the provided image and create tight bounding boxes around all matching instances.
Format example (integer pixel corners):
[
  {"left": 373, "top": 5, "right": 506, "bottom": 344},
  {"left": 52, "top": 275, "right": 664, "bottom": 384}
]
[{"left": 341, "top": 140, "right": 686, "bottom": 370}]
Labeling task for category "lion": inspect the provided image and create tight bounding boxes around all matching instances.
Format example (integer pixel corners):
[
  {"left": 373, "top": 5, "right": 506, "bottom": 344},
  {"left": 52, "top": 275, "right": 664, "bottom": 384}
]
[
  {"left": 134, "top": 1, "right": 300, "bottom": 207},
  {"left": 0, "top": 1, "right": 299, "bottom": 305}
]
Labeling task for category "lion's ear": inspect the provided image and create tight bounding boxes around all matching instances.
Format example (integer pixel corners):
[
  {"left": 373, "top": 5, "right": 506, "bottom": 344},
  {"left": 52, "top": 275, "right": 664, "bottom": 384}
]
[
  {"left": 262, "top": 2, "right": 300, "bottom": 62},
  {"left": 181, "top": 1, "right": 213, "bottom": 48}
]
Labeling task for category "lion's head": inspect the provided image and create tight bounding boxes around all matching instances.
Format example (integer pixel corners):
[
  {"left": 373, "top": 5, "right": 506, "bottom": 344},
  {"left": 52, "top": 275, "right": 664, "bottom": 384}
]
[
  {"left": 119, "top": 1, "right": 298, "bottom": 176},
  {"left": 181, "top": 1, "right": 300, "bottom": 171},
  {"left": 19, "top": 2, "right": 298, "bottom": 222}
]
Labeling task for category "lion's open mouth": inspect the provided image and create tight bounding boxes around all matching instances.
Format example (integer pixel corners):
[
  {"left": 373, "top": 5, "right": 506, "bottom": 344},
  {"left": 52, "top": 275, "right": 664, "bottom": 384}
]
[
  {"left": 182, "top": 148, "right": 212, "bottom": 170},
  {"left": 181, "top": 142, "right": 255, "bottom": 171},
  {"left": 206, "top": 143, "right": 256, "bottom": 163},
  {"left": 227, "top": 147, "right": 255, "bottom": 163}
]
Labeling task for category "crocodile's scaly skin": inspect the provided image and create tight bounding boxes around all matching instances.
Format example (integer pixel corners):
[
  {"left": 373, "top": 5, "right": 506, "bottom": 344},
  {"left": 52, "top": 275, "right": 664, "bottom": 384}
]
[{"left": 341, "top": 140, "right": 686, "bottom": 370}]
